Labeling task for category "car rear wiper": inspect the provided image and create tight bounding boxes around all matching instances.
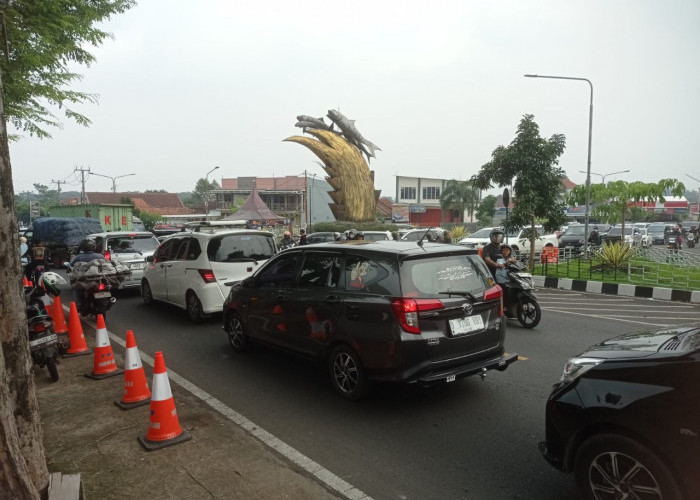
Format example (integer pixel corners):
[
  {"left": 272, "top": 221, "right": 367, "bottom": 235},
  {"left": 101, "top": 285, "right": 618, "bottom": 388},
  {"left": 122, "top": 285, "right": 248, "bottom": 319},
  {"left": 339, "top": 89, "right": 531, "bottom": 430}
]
[
  {"left": 438, "top": 290, "right": 476, "bottom": 301},
  {"left": 224, "top": 257, "right": 259, "bottom": 264}
]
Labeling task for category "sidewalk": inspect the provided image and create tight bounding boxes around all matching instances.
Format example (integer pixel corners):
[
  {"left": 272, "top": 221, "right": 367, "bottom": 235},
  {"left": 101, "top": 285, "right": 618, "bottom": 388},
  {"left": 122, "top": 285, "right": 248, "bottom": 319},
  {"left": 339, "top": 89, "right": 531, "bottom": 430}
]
[{"left": 35, "top": 321, "right": 349, "bottom": 500}]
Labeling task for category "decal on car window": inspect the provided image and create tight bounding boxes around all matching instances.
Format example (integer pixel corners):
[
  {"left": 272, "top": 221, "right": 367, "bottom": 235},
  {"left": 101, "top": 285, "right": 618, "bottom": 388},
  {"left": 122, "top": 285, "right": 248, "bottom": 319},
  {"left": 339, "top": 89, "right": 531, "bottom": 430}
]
[{"left": 436, "top": 265, "right": 474, "bottom": 282}]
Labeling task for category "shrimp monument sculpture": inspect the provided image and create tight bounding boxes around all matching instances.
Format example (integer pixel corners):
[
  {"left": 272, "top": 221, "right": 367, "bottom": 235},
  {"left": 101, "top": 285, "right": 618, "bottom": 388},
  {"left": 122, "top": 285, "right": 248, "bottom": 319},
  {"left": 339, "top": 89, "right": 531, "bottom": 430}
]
[{"left": 284, "top": 110, "right": 381, "bottom": 222}]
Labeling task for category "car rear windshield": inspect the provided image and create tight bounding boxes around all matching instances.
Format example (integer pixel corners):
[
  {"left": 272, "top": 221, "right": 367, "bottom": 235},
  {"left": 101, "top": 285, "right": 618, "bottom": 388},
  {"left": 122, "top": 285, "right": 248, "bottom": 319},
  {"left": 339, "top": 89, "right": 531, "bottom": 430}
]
[
  {"left": 207, "top": 234, "right": 276, "bottom": 262},
  {"left": 565, "top": 226, "right": 585, "bottom": 236},
  {"left": 107, "top": 235, "right": 159, "bottom": 253},
  {"left": 400, "top": 254, "right": 491, "bottom": 298}
]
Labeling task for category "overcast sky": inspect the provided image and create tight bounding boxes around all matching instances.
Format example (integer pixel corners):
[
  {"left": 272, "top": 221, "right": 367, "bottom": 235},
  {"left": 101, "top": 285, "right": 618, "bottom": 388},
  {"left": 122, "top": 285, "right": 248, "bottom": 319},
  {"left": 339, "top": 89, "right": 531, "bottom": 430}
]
[{"left": 8, "top": 0, "right": 700, "bottom": 199}]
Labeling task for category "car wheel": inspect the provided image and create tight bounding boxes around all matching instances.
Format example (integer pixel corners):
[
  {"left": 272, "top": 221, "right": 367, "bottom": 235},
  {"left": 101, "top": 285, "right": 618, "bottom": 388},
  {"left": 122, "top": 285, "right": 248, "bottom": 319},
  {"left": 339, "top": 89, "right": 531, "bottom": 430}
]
[
  {"left": 186, "top": 292, "right": 204, "bottom": 322},
  {"left": 226, "top": 313, "right": 247, "bottom": 352},
  {"left": 574, "top": 434, "right": 682, "bottom": 500},
  {"left": 328, "top": 344, "right": 369, "bottom": 400},
  {"left": 141, "top": 280, "right": 153, "bottom": 305},
  {"left": 517, "top": 297, "right": 541, "bottom": 328}
]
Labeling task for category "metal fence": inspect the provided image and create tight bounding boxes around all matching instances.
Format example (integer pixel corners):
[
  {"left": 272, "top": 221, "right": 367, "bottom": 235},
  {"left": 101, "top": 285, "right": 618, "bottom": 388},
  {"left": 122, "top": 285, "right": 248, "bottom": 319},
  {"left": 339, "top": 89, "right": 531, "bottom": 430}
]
[{"left": 532, "top": 246, "right": 700, "bottom": 291}]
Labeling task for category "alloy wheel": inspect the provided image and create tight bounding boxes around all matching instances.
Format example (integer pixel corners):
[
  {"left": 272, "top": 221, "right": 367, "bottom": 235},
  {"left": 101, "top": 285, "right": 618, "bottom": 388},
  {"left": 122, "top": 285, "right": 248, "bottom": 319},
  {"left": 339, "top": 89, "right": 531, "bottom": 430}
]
[{"left": 588, "top": 451, "right": 662, "bottom": 500}]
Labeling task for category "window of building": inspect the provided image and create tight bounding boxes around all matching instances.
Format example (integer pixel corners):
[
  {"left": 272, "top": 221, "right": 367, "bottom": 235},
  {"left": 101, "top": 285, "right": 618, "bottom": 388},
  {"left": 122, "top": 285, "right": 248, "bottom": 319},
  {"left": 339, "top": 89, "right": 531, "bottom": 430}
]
[
  {"left": 422, "top": 186, "right": 440, "bottom": 200},
  {"left": 400, "top": 187, "right": 416, "bottom": 200}
]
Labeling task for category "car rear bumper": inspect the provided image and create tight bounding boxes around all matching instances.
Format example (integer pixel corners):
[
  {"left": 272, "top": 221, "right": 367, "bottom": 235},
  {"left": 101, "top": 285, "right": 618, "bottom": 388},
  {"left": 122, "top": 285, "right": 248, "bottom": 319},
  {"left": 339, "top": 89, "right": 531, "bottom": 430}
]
[{"left": 414, "top": 351, "right": 519, "bottom": 384}]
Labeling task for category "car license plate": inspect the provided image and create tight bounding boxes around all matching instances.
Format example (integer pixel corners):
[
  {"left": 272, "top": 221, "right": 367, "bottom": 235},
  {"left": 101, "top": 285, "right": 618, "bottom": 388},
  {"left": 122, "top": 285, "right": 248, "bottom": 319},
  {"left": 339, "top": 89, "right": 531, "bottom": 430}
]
[
  {"left": 30, "top": 333, "right": 57, "bottom": 347},
  {"left": 94, "top": 291, "right": 111, "bottom": 299},
  {"left": 446, "top": 374, "right": 456, "bottom": 383},
  {"left": 130, "top": 262, "right": 145, "bottom": 270},
  {"left": 449, "top": 315, "right": 485, "bottom": 336}
]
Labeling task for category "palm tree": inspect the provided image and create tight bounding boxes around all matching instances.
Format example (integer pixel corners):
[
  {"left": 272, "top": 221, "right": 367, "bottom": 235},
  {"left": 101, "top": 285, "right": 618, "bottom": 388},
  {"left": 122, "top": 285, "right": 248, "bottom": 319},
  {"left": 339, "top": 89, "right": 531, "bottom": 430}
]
[{"left": 440, "top": 180, "right": 480, "bottom": 223}]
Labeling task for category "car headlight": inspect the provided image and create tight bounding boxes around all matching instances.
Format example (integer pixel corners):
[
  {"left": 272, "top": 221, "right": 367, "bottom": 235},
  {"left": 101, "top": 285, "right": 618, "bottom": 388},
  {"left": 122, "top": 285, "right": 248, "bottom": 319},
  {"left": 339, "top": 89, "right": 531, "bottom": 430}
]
[{"left": 560, "top": 357, "right": 603, "bottom": 383}]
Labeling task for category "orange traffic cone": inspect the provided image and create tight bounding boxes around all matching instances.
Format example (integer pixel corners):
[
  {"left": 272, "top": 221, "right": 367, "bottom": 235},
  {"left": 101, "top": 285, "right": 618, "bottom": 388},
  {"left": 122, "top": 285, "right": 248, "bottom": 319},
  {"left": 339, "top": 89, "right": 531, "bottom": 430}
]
[
  {"left": 115, "top": 330, "right": 151, "bottom": 409},
  {"left": 52, "top": 295, "right": 68, "bottom": 335},
  {"left": 138, "top": 351, "right": 191, "bottom": 451},
  {"left": 23, "top": 276, "right": 29, "bottom": 287},
  {"left": 64, "top": 302, "right": 91, "bottom": 357},
  {"left": 43, "top": 297, "right": 54, "bottom": 321},
  {"left": 85, "top": 314, "right": 123, "bottom": 379}
]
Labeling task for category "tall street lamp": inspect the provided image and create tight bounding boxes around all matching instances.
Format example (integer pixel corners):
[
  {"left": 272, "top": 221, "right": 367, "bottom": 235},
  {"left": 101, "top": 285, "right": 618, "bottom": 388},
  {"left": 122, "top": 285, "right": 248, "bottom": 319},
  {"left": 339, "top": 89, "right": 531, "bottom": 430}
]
[
  {"left": 579, "top": 169, "right": 630, "bottom": 184},
  {"left": 685, "top": 173, "right": 700, "bottom": 221},
  {"left": 90, "top": 172, "right": 136, "bottom": 193},
  {"left": 525, "top": 73, "right": 593, "bottom": 257},
  {"left": 204, "top": 166, "right": 220, "bottom": 220}
]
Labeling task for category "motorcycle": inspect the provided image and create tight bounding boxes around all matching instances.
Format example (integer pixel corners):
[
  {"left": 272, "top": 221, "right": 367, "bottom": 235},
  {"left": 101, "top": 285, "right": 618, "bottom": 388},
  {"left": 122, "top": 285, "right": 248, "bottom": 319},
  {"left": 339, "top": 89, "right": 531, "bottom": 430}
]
[
  {"left": 666, "top": 233, "right": 681, "bottom": 251},
  {"left": 65, "top": 261, "right": 127, "bottom": 319},
  {"left": 24, "top": 277, "right": 71, "bottom": 354},
  {"left": 686, "top": 232, "right": 696, "bottom": 248},
  {"left": 496, "top": 260, "right": 541, "bottom": 329},
  {"left": 26, "top": 301, "right": 60, "bottom": 382}
]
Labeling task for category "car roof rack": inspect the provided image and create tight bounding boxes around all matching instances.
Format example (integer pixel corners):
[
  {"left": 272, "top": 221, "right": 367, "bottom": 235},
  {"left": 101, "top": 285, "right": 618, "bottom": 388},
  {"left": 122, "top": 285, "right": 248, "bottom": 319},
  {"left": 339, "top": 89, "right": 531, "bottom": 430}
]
[{"left": 182, "top": 220, "right": 249, "bottom": 232}]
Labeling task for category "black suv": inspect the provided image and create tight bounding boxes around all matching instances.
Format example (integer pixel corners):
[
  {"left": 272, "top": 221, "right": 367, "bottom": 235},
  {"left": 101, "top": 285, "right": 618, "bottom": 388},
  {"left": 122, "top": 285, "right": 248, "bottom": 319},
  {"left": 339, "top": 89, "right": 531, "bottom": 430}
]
[{"left": 223, "top": 241, "right": 517, "bottom": 399}]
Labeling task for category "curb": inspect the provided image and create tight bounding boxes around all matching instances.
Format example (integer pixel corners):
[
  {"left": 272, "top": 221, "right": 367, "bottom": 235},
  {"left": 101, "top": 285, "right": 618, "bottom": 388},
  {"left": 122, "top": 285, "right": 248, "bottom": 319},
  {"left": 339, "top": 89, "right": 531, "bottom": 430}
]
[{"left": 533, "top": 276, "right": 700, "bottom": 304}]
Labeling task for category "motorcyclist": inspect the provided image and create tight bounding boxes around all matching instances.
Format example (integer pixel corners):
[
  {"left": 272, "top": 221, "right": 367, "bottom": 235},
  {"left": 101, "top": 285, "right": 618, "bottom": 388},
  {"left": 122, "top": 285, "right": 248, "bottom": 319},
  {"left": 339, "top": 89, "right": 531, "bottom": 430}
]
[
  {"left": 494, "top": 244, "right": 516, "bottom": 284},
  {"left": 482, "top": 228, "right": 505, "bottom": 279},
  {"left": 279, "top": 231, "right": 296, "bottom": 250},
  {"left": 298, "top": 228, "right": 308, "bottom": 246},
  {"left": 346, "top": 229, "right": 358, "bottom": 241},
  {"left": 332, "top": 232, "right": 342, "bottom": 242},
  {"left": 69, "top": 239, "right": 104, "bottom": 309},
  {"left": 588, "top": 226, "right": 601, "bottom": 246}
]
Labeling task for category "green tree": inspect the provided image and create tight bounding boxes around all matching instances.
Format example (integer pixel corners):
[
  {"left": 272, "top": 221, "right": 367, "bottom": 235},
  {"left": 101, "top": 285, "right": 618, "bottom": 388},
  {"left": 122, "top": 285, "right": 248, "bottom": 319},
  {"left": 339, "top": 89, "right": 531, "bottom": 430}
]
[
  {"left": 439, "top": 179, "right": 479, "bottom": 223},
  {"left": 472, "top": 114, "right": 567, "bottom": 268},
  {"left": 191, "top": 178, "right": 220, "bottom": 206},
  {"left": 132, "top": 208, "right": 162, "bottom": 232},
  {"left": 568, "top": 179, "right": 685, "bottom": 237},
  {"left": 1, "top": 0, "right": 136, "bottom": 139},
  {"left": 476, "top": 195, "right": 497, "bottom": 226}
]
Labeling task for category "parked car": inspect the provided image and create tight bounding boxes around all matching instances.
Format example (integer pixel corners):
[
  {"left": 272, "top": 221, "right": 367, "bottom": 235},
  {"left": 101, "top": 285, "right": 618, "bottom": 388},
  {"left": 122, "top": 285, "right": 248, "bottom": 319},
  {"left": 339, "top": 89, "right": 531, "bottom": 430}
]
[
  {"left": 458, "top": 227, "right": 497, "bottom": 250},
  {"left": 541, "top": 323, "right": 700, "bottom": 500},
  {"left": 647, "top": 223, "right": 675, "bottom": 245},
  {"left": 601, "top": 225, "right": 640, "bottom": 246},
  {"left": 635, "top": 227, "right": 653, "bottom": 247},
  {"left": 141, "top": 221, "right": 277, "bottom": 321},
  {"left": 306, "top": 232, "right": 337, "bottom": 244},
  {"left": 361, "top": 230, "right": 393, "bottom": 242},
  {"left": 223, "top": 241, "right": 518, "bottom": 399},
  {"left": 557, "top": 224, "right": 587, "bottom": 252},
  {"left": 89, "top": 231, "right": 160, "bottom": 289},
  {"left": 504, "top": 226, "right": 558, "bottom": 256},
  {"left": 400, "top": 227, "right": 449, "bottom": 243}
]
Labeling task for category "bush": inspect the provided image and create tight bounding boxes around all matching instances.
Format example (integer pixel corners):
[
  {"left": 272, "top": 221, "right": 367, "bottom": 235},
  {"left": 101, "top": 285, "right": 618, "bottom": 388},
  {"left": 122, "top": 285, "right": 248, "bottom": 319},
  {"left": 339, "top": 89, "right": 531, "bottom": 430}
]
[{"left": 593, "top": 242, "right": 637, "bottom": 270}]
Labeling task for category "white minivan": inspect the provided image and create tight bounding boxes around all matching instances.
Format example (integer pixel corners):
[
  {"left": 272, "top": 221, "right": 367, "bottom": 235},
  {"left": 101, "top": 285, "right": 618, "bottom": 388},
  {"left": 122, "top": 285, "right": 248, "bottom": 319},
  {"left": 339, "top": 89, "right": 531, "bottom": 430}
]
[{"left": 141, "top": 222, "right": 277, "bottom": 321}]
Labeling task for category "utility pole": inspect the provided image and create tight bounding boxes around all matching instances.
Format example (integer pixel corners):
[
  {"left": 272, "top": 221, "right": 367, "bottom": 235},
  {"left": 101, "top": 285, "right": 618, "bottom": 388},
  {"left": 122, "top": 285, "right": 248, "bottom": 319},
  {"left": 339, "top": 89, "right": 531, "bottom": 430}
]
[
  {"left": 74, "top": 166, "right": 90, "bottom": 204},
  {"left": 51, "top": 179, "right": 67, "bottom": 205}
]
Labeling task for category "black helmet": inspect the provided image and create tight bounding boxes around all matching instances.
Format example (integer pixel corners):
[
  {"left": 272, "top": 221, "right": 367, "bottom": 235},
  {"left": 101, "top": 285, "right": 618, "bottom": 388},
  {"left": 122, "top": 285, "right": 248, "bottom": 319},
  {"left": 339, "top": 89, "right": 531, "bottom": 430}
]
[
  {"left": 500, "top": 244, "right": 512, "bottom": 252},
  {"left": 347, "top": 229, "right": 357, "bottom": 240},
  {"left": 81, "top": 239, "right": 96, "bottom": 252},
  {"left": 489, "top": 228, "right": 504, "bottom": 244}
]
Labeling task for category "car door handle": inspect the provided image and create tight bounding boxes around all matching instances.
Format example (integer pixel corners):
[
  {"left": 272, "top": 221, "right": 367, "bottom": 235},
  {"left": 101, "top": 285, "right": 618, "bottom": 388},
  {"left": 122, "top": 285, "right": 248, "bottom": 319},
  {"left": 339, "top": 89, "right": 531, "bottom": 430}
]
[{"left": 324, "top": 296, "right": 341, "bottom": 304}]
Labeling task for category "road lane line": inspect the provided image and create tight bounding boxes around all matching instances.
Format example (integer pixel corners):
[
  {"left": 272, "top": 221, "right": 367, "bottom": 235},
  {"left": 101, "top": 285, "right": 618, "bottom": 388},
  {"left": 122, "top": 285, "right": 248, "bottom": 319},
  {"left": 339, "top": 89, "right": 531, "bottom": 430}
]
[{"left": 541, "top": 307, "right": 672, "bottom": 327}]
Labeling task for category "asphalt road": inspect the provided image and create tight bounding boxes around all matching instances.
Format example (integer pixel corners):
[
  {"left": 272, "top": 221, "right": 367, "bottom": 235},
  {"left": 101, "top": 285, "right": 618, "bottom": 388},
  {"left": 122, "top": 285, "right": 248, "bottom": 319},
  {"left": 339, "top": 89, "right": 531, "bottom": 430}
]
[{"left": 97, "top": 287, "right": 700, "bottom": 500}]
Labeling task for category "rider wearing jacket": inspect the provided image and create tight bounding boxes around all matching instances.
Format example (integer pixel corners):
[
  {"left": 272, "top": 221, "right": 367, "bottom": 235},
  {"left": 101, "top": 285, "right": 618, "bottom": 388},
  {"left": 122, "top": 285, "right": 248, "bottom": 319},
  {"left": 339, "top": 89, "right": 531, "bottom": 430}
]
[
  {"left": 70, "top": 239, "right": 104, "bottom": 308},
  {"left": 482, "top": 229, "right": 505, "bottom": 279}
]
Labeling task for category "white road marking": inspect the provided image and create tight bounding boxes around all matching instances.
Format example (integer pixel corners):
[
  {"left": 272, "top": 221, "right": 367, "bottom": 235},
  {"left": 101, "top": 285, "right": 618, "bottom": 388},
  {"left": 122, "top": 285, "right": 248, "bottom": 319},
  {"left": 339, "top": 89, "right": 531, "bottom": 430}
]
[{"left": 541, "top": 307, "right": 672, "bottom": 327}]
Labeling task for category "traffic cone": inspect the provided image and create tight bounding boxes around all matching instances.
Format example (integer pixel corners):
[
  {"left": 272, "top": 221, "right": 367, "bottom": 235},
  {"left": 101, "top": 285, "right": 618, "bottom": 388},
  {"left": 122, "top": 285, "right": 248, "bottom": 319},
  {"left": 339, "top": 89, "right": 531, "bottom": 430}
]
[
  {"left": 43, "top": 297, "right": 54, "bottom": 321},
  {"left": 115, "top": 330, "right": 151, "bottom": 409},
  {"left": 64, "top": 302, "right": 91, "bottom": 357},
  {"left": 23, "top": 276, "right": 29, "bottom": 287},
  {"left": 138, "top": 351, "right": 191, "bottom": 451},
  {"left": 52, "top": 295, "right": 70, "bottom": 351},
  {"left": 85, "top": 314, "right": 123, "bottom": 379}
]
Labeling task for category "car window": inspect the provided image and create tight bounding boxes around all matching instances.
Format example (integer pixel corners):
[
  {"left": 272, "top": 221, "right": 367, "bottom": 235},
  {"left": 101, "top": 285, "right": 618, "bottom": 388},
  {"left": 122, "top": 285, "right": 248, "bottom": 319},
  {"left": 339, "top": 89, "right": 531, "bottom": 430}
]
[
  {"left": 107, "top": 234, "right": 159, "bottom": 253},
  {"left": 344, "top": 255, "right": 395, "bottom": 294},
  {"left": 255, "top": 253, "right": 301, "bottom": 288},
  {"left": 208, "top": 233, "right": 276, "bottom": 262},
  {"left": 185, "top": 238, "right": 201, "bottom": 260},
  {"left": 154, "top": 238, "right": 177, "bottom": 262},
  {"left": 469, "top": 228, "right": 493, "bottom": 238},
  {"left": 174, "top": 238, "right": 190, "bottom": 260},
  {"left": 299, "top": 252, "right": 342, "bottom": 288},
  {"left": 400, "top": 254, "right": 490, "bottom": 298},
  {"left": 565, "top": 226, "right": 585, "bottom": 236}
]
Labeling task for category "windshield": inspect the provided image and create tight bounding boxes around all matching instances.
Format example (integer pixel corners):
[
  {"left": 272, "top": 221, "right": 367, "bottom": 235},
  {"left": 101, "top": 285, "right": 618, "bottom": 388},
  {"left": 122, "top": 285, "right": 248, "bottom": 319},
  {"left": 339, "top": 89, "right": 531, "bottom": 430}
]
[
  {"left": 607, "top": 227, "right": 633, "bottom": 236},
  {"left": 107, "top": 235, "right": 159, "bottom": 253},
  {"left": 400, "top": 254, "right": 490, "bottom": 297},
  {"left": 363, "top": 232, "right": 390, "bottom": 241},
  {"left": 208, "top": 234, "right": 276, "bottom": 262},
  {"left": 564, "top": 226, "right": 585, "bottom": 236},
  {"left": 648, "top": 226, "right": 667, "bottom": 234},
  {"left": 467, "top": 228, "right": 493, "bottom": 238}
]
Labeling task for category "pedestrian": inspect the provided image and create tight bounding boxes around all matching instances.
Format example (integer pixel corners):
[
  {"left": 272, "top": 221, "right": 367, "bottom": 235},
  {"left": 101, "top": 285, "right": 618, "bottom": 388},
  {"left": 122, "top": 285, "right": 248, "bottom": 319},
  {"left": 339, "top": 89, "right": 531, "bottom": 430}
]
[
  {"left": 299, "top": 228, "right": 308, "bottom": 245},
  {"left": 19, "top": 236, "right": 29, "bottom": 267}
]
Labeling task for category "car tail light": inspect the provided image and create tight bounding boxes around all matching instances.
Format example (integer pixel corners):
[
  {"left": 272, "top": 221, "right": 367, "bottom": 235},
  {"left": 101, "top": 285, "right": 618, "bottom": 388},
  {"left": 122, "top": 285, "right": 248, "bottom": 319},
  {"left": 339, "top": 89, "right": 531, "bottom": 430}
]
[
  {"left": 198, "top": 269, "right": 217, "bottom": 284},
  {"left": 391, "top": 298, "right": 444, "bottom": 334},
  {"left": 483, "top": 285, "right": 503, "bottom": 317},
  {"left": 103, "top": 250, "right": 111, "bottom": 261},
  {"left": 33, "top": 323, "right": 47, "bottom": 334},
  {"left": 98, "top": 282, "right": 106, "bottom": 291}
]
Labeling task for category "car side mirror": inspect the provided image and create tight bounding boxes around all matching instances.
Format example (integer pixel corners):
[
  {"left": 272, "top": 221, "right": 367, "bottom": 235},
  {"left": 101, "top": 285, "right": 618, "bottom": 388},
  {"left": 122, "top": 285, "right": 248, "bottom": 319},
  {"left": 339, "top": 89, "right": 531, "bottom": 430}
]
[{"left": 146, "top": 255, "right": 154, "bottom": 263}]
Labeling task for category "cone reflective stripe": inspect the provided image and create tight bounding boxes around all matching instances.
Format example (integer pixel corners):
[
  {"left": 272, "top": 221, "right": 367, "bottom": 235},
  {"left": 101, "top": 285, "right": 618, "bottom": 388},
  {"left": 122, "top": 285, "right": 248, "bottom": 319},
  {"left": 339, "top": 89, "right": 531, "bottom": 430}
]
[
  {"left": 52, "top": 296, "right": 68, "bottom": 334},
  {"left": 65, "top": 302, "right": 90, "bottom": 357},
  {"left": 115, "top": 330, "right": 150, "bottom": 409},
  {"left": 138, "top": 351, "right": 190, "bottom": 450},
  {"left": 85, "top": 314, "right": 122, "bottom": 379}
]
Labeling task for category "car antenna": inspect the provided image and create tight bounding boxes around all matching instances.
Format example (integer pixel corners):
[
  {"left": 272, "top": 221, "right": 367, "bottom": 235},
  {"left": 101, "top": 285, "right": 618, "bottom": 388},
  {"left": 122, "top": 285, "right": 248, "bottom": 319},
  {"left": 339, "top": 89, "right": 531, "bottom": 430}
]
[{"left": 417, "top": 227, "right": 432, "bottom": 247}]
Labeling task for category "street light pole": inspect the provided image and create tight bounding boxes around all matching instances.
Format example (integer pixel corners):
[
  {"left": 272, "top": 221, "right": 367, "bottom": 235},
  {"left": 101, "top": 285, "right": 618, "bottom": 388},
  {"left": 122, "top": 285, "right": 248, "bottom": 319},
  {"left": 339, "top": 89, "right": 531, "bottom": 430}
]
[
  {"left": 579, "top": 169, "right": 630, "bottom": 184},
  {"left": 685, "top": 173, "right": 700, "bottom": 221},
  {"left": 204, "top": 166, "right": 220, "bottom": 220},
  {"left": 89, "top": 172, "right": 136, "bottom": 193},
  {"left": 525, "top": 74, "right": 593, "bottom": 257}
]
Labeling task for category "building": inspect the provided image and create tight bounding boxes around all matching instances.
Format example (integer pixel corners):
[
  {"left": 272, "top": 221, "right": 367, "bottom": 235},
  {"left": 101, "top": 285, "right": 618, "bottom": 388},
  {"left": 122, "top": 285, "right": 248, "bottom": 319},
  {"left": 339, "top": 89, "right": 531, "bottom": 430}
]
[
  {"left": 394, "top": 176, "right": 462, "bottom": 226},
  {"left": 63, "top": 192, "right": 192, "bottom": 216},
  {"left": 212, "top": 176, "right": 336, "bottom": 229}
]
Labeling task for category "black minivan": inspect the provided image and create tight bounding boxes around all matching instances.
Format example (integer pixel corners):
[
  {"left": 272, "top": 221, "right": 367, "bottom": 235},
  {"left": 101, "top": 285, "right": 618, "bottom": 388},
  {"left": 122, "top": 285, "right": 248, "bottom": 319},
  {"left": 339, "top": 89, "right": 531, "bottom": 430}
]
[{"left": 223, "top": 240, "right": 517, "bottom": 399}]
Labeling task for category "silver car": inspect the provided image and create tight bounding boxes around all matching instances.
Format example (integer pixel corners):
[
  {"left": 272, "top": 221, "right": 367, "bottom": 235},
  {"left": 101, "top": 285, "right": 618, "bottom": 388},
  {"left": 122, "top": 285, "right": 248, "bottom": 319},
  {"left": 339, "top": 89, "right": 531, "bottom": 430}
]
[{"left": 89, "top": 231, "right": 160, "bottom": 289}]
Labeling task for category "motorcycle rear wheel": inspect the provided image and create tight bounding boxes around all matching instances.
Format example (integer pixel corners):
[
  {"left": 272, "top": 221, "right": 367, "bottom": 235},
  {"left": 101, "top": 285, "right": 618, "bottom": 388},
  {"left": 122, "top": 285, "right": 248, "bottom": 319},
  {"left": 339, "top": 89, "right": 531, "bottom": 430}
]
[
  {"left": 517, "top": 297, "right": 541, "bottom": 329},
  {"left": 46, "top": 357, "right": 59, "bottom": 382}
]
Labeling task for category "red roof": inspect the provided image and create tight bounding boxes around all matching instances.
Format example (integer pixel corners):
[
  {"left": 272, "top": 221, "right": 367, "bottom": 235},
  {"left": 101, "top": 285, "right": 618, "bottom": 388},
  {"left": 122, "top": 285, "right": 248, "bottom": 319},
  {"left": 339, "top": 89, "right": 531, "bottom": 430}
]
[
  {"left": 83, "top": 192, "right": 192, "bottom": 215},
  {"left": 561, "top": 178, "right": 577, "bottom": 189}
]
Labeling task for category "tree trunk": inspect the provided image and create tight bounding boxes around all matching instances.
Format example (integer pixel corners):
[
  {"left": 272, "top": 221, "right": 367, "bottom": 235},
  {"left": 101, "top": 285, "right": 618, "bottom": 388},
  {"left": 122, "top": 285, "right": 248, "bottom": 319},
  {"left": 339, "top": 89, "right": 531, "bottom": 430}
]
[
  {"left": 0, "top": 76, "right": 49, "bottom": 500},
  {"left": 528, "top": 214, "right": 536, "bottom": 270}
]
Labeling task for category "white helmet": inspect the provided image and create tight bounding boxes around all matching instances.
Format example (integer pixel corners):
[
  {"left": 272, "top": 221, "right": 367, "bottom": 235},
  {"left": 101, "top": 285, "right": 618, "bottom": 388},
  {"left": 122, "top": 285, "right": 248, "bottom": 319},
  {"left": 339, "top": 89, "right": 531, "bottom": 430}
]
[{"left": 40, "top": 272, "right": 67, "bottom": 296}]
